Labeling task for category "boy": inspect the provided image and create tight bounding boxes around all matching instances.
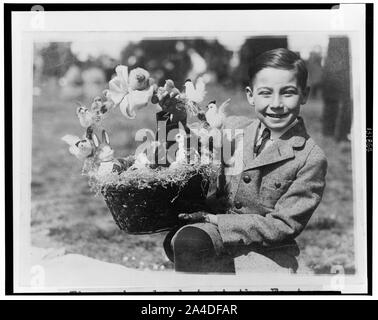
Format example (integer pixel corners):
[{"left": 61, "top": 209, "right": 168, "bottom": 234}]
[{"left": 164, "top": 48, "right": 328, "bottom": 273}]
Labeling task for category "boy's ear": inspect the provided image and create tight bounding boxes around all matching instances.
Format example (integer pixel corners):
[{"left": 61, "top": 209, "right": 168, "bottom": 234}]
[
  {"left": 300, "top": 86, "right": 311, "bottom": 105},
  {"left": 245, "top": 86, "right": 255, "bottom": 106}
]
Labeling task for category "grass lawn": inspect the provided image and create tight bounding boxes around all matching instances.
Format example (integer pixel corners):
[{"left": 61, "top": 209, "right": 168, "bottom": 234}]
[{"left": 31, "top": 80, "right": 355, "bottom": 274}]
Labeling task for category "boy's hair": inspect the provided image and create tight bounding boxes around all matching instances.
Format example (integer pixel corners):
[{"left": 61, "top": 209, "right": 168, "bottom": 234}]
[{"left": 248, "top": 48, "right": 308, "bottom": 90}]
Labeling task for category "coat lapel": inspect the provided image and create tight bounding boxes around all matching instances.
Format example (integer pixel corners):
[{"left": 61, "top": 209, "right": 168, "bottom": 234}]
[
  {"left": 243, "top": 118, "right": 308, "bottom": 171},
  {"left": 242, "top": 120, "right": 260, "bottom": 166},
  {"left": 244, "top": 139, "right": 294, "bottom": 170}
]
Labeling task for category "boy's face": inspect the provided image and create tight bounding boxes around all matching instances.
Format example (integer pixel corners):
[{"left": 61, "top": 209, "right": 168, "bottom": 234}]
[{"left": 246, "top": 68, "right": 309, "bottom": 132}]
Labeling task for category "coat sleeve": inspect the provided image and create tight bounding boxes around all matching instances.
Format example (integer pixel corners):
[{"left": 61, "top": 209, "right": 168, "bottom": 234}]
[{"left": 217, "top": 145, "right": 328, "bottom": 247}]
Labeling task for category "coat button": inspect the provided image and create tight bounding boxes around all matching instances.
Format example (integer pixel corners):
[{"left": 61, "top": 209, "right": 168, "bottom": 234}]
[
  {"left": 234, "top": 201, "right": 242, "bottom": 209},
  {"left": 243, "top": 175, "right": 251, "bottom": 183},
  {"left": 275, "top": 182, "right": 281, "bottom": 188}
]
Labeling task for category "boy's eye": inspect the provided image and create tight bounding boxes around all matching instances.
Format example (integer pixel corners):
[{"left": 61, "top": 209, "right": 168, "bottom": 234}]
[
  {"left": 258, "top": 91, "right": 271, "bottom": 96},
  {"left": 282, "top": 90, "right": 298, "bottom": 96}
]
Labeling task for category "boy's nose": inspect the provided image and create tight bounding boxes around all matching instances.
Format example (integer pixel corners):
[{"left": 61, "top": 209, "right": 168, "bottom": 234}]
[{"left": 270, "top": 95, "right": 284, "bottom": 109}]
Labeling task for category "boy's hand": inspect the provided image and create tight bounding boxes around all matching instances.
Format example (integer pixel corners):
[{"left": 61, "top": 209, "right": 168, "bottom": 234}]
[{"left": 178, "top": 212, "right": 218, "bottom": 225}]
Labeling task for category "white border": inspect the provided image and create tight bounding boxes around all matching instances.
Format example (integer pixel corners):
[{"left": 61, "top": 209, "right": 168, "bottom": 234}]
[{"left": 10, "top": 4, "right": 368, "bottom": 295}]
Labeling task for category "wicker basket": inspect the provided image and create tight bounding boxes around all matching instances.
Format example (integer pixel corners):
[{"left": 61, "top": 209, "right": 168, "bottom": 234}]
[{"left": 101, "top": 172, "right": 211, "bottom": 234}]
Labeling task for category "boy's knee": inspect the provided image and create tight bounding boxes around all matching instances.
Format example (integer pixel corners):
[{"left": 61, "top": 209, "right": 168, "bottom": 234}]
[
  {"left": 172, "top": 226, "right": 218, "bottom": 272},
  {"left": 169, "top": 224, "right": 235, "bottom": 273},
  {"left": 172, "top": 226, "right": 215, "bottom": 256}
]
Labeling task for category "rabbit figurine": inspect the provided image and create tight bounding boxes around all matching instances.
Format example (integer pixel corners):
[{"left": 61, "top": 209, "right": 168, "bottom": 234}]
[
  {"left": 92, "top": 130, "right": 132, "bottom": 176},
  {"left": 188, "top": 147, "right": 200, "bottom": 164},
  {"left": 169, "top": 132, "right": 188, "bottom": 169},
  {"left": 200, "top": 146, "right": 212, "bottom": 165},
  {"left": 128, "top": 151, "right": 151, "bottom": 171}
]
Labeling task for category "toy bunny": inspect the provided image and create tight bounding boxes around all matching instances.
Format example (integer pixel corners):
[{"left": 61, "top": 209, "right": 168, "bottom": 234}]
[
  {"left": 188, "top": 147, "right": 200, "bottom": 164},
  {"left": 92, "top": 130, "right": 133, "bottom": 176},
  {"left": 200, "top": 148, "right": 212, "bottom": 165},
  {"left": 128, "top": 151, "right": 151, "bottom": 171},
  {"left": 169, "top": 132, "right": 188, "bottom": 169}
]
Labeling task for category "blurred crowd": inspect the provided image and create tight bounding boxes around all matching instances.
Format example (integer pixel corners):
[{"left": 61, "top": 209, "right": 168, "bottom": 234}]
[{"left": 34, "top": 36, "right": 352, "bottom": 142}]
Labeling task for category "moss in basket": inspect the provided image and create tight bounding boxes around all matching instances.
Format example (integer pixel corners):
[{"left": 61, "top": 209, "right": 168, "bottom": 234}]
[{"left": 87, "top": 160, "right": 220, "bottom": 198}]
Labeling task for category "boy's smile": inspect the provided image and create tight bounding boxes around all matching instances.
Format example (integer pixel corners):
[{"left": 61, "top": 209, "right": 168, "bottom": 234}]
[{"left": 246, "top": 68, "right": 309, "bottom": 133}]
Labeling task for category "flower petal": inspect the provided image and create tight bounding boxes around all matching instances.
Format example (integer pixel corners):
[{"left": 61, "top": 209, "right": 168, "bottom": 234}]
[
  {"left": 115, "top": 65, "right": 129, "bottom": 92},
  {"left": 119, "top": 95, "right": 136, "bottom": 119},
  {"left": 107, "top": 78, "right": 127, "bottom": 105}
]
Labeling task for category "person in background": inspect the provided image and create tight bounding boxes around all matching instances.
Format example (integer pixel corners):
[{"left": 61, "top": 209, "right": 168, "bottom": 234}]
[{"left": 321, "top": 37, "right": 352, "bottom": 141}]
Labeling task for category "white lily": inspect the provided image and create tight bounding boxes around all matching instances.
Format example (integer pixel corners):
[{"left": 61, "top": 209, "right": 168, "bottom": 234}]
[
  {"left": 105, "top": 65, "right": 155, "bottom": 119},
  {"left": 105, "top": 65, "right": 129, "bottom": 106},
  {"left": 119, "top": 85, "right": 154, "bottom": 119}
]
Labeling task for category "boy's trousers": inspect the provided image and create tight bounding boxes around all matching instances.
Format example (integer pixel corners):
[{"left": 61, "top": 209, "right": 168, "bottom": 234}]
[{"left": 164, "top": 223, "right": 300, "bottom": 274}]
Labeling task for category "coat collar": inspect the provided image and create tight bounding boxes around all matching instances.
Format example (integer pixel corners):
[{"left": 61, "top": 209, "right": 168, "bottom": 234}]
[{"left": 242, "top": 117, "right": 308, "bottom": 170}]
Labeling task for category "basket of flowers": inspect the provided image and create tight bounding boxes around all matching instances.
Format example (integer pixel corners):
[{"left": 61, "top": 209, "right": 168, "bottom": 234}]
[{"left": 62, "top": 65, "right": 228, "bottom": 234}]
